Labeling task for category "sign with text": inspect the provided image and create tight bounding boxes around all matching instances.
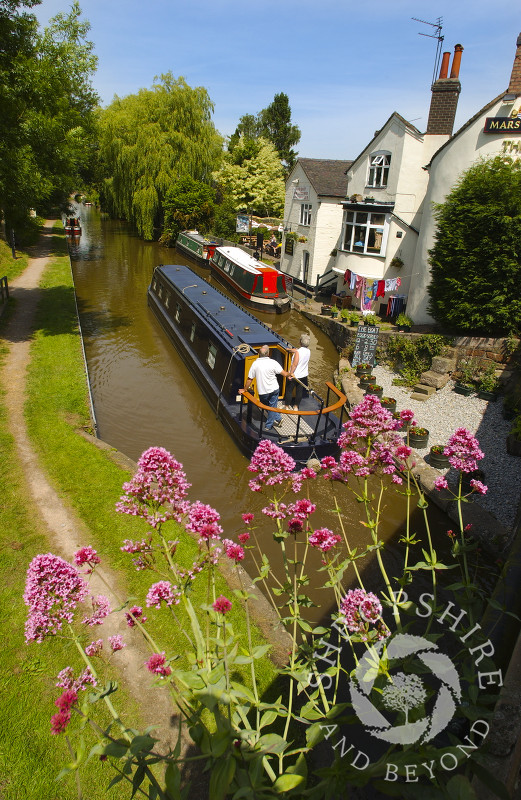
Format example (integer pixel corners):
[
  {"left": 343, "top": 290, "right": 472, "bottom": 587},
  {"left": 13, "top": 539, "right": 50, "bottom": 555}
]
[
  {"left": 236, "top": 214, "right": 250, "bottom": 233},
  {"left": 351, "top": 325, "right": 380, "bottom": 368},
  {"left": 293, "top": 186, "right": 309, "bottom": 200},
  {"left": 484, "top": 117, "right": 521, "bottom": 133}
]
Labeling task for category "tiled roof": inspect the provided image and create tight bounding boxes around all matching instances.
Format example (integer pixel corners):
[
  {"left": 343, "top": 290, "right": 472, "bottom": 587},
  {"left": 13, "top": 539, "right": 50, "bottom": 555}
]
[{"left": 297, "top": 158, "right": 353, "bottom": 197}]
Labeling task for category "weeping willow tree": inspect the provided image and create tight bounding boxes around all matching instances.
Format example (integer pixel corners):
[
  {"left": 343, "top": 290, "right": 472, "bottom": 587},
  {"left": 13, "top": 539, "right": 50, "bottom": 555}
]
[{"left": 97, "top": 73, "right": 223, "bottom": 239}]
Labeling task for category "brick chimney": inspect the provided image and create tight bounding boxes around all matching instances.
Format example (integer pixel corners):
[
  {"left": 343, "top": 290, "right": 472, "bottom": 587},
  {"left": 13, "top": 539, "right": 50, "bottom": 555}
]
[
  {"left": 426, "top": 44, "right": 463, "bottom": 136},
  {"left": 507, "top": 33, "right": 521, "bottom": 95}
]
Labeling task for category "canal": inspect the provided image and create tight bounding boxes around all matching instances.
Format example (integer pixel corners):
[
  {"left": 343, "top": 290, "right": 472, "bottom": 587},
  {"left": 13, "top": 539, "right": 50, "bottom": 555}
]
[{"left": 69, "top": 205, "right": 449, "bottom": 621}]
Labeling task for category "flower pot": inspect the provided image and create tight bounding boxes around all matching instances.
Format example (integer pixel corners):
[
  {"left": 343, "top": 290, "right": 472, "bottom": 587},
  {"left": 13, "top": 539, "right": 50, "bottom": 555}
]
[
  {"left": 408, "top": 430, "right": 429, "bottom": 448},
  {"left": 454, "top": 383, "right": 473, "bottom": 396},
  {"left": 365, "top": 386, "right": 383, "bottom": 398},
  {"left": 330, "top": 312, "right": 338, "bottom": 319},
  {"left": 398, "top": 324, "right": 411, "bottom": 332},
  {"left": 429, "top": 446, "right": 449, "bottom": 469},
  {"left": 380, "top": 398, "right": 397, "bottom": 413},
  {"left": 477, "top": 390, "right": 497, "bottom": 402},
  {"left": 356, "top": 364, "right": 372, "bottom": 377},
  {"left": 321, "top": 306, "right": 331, "bottom": 316},
  {"left": 359, "top": 374, "right": 376, "bottom": 388}
]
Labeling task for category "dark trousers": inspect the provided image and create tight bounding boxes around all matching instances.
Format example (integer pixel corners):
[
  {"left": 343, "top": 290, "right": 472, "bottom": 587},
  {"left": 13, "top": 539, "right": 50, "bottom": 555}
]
[{"left": 284, "top": 376, "right": 308, "bottom": 408}]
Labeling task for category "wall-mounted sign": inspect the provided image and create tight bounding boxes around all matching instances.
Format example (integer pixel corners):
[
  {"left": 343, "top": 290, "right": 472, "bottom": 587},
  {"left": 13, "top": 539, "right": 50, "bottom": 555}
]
[
  {"left": 293, "top": 186, "right": 309, "bottom": 200},
  {"left": 484, "top": 117, "right": 521, "bottom": 133},
  {"left": 284, "top": 238, "right": 294, "bottom": 256}
]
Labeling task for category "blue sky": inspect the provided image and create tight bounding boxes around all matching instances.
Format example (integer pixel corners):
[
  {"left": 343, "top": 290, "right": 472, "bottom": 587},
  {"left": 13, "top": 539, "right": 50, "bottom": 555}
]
[{"left": 35, "top": 0, "right": 519, "bottom": 160}]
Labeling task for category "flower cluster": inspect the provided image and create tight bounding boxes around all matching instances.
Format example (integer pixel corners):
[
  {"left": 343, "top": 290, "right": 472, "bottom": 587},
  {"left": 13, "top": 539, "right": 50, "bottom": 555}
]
[
  {"left": 82, "top": 595, "right": 112, "bottom": 626},
  {"left": 125, "top": 605, "right": 147, "bottom": 627},
  {"left": 444, "top": 427, "right": 485, "bottom": 473},
  {"left": 56, "top": 665, "right": 97, "bottom": 692},
  {"left": 186, "top": 501, "right": 223, "bottom": 544},
  {"left": 247, "top": 440, "right": 298, "bottom": 492},
  {"left": 74, "top": 546, "right": 101, "bottom": 572},
  {"left": 213, "top": 595, "right": 232, "bottom": 615},
  {"left": 51, "top": 689, "right": 78, "bottom": 735},
  {"left": 24, "top": 554, "right": 89, "bottom": 643},
  {"left": 308, "top": 528, "right": 342, "bottom": 553},
  {"left": 339, "top": 588, "right": 389, "bottom": 642},
  {"left": 116, "top": 446, "right": 191, "bottom": 527},
  {"left": 146, "top": 581, "right": 180, "bottom": 608},
  {"left": 145, "top": 652, "right": 171, "bottom": 677}
]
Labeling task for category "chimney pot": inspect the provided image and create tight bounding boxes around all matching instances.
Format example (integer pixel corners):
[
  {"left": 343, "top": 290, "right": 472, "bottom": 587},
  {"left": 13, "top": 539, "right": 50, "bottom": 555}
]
[
  {"left": 449, "top": 44, "right": 464, "bottom": 79},
  {"left": 439, "top": 52, "right": 450, "bottom": 79}
]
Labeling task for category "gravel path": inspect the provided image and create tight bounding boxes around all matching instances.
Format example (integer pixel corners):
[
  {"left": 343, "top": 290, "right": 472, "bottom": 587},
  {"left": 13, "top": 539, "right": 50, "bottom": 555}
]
[{"left": 371, "top": 365, "right": 521, "bottom": 530}]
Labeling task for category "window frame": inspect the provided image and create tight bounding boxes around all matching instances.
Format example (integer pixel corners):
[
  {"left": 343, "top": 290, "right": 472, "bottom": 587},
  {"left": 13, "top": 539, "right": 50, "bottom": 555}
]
[
  {"left": 367, "top": 152, "right": 391, "bottom": 188},
  {"left": 341, "top": 209, "right": 390, "bottom": 257},
  {"left": 299, "top": 203, "right": 312, "bottom": 226}
]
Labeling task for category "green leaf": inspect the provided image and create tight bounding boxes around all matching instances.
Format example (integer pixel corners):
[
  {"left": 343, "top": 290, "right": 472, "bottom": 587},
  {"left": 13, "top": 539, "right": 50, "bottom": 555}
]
[
  {"left": 260, "top": 710, "right": 278, "bottom": 728},
  {"left": 209, "top": 757, "right": 237, "bottom": 800},
  {"left": 258, "top": 733, "right": 288, "bottom": 754},
  {"left": 165, "top": 762, "right": 181, "bottom": 796},
  {"left": 103, "top": 739, "right": 128, "bottom": 759},
  {"left": 272, "top": 773, "right": 305, "bottom": 791},
  {"left": 129, "top": 734, "right": 156, "bottom": 755},
  {"left": 446, "top": 774, "right": 478, "bottom": 800}
]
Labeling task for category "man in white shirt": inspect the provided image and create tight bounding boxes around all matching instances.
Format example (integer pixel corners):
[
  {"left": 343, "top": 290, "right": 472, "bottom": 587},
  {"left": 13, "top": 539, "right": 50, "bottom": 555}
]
[
  {"left": 240, "top": 345, "right": 291, "bottom": 431},
  {"left": 284, "top": 334, "right": 311, "bottom": 411}
]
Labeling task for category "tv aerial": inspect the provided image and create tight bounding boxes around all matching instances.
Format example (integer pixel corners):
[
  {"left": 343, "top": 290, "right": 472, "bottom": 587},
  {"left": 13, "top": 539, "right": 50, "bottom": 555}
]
[{"left": 412, "top": 16, "right": 444, "bottom": 85}]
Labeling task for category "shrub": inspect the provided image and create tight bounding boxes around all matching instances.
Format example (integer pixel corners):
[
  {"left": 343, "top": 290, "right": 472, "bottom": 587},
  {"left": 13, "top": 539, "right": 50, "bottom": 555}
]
[{"left": 385, "top": 334, "right": 449, "bottom": 386}]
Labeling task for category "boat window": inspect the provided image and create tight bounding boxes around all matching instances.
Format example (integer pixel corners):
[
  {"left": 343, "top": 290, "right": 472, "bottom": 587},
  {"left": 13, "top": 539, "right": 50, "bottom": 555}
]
[
  {"left": 152, "top": 279, "right": 157, "bottom": 291},
  {"left": 158, "top": 284, "right": 163, "bottom": 298},
  {"left": 224, "top": 260, "right": 230, "bottom": 273},
  {"left": 229, "top": 265, "right": 235, "bottom": 277},
  {"left": 269, "top": 348, "right": 284, "bottom": 367},
  {"left": 206, "top": 342, "right": 217, "bottom": 369},
  {"left": 164, "top": 293, "right": 170, "bottom": 308},
  {"left": 190, "top": 322, "right": 196, "bottom": 342},
  {"left": 175, "top": 303, "right": 181, "bottom": 323}
]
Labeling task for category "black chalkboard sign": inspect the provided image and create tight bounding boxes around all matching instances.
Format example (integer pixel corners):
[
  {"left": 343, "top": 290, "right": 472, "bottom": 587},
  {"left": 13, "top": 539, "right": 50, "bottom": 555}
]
[{"left": 352, "top": 325, "right": 379, "bottom": 368}]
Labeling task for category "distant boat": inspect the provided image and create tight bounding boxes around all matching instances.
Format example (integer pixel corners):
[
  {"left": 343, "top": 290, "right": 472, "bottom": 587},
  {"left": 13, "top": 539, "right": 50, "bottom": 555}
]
[
  {"left": 210, "top": 245, "right": 290, "bottom": 313},
  {"left": 147, "top": 263, "right": 346, "bottom": 465},
  {"left": 176, "top": 230, "right": 219, "bottom": 267},
  {"left": 64, "top": 217, "right": 81, "bottom": 235}
]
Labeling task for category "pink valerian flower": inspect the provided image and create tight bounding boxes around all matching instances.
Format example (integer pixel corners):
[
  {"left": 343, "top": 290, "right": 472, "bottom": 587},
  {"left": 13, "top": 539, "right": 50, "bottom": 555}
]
[
  {"left": 55, "top": 689, "right": 78, "bottom": 712},
  {"left": 51, "top": 710, "right": 71, "bottom": 735},
  {"left": 222, "top": 540, "right": 245, "bottom": 562},
  {"left": 238, "top": 532, "right": 250, "bottom": 544},
  {"left": 125, "top": 606, "right": 147, "bottom": 627},
  {"left": 309, "top": 528, "right": 342, "bottom": 553},
  {"left": 145, "top": 652, "right": 171, "bottom": 677},
  {"left": 82, "top": 595, "right": 111, "bottom": 626},
  {"left": 116, "top": 447, "right": 191, "bottom": 527},
  {"left": 434, "top": 476, "right": 449, "bottom": 491},
  {"left": 470, "top": 479, "right": 488, "bottom": 495},
  {"left": 288, "top": 517, "right": 304, "bottom": 533},
  {"left": 56, "top": 666, "right": 97, "bottom": 692},
  {"left": 24, "top": 553, "right": 89, "bottom": 643},
  {"left": 242, "top": 513, "right": 254, "bottom": 525},
  {"left": 247, "top": 440, "right": 297, "bottom": 492},
  {"left": 74, "top": 546, "right": 101, "bottom": 571},
  {"left": 299, "top": 467, "right": 318, "bottom": 481},
  {"left": 146, "top": 581, "right": 180, "bottom": 608},
  {"left": 288, "top": 498, "right": 316, "bottom": 520},
  {"left": 213, "top": 595, "right": 232, "bottom": 614},
  {"left": 109, "top": 635, "right": 126, "bottom": 652},
  {"left": 186, "top": 501, "right": 223, "bottom": 543},
  {"left": 85, "top": 639, "right": 103, "bottom": 656},
  {"left": 400, "top": 409, "right": 416, "bottom": 424},
  {"left": 444, "top": 428, "right": 484, "bottom": 473},
  {"left": 262, "top": 502, "right": 288, "bottom": 520},
  {"left": 339, "top": 589, "right": 389, "bottom": 642},
  {"left": 121, "top": 538, "right": 152, "bottom": 554}
]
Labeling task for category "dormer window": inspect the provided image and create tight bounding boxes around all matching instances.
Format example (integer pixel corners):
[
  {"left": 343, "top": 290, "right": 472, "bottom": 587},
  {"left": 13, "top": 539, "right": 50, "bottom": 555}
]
[{"left": 367, "top": 153, "right": 391, "bottom": 188}]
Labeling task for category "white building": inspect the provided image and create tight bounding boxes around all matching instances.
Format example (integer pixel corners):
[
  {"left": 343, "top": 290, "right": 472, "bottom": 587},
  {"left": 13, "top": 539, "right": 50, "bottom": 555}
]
[{"left": 280, "top": 159, "right": 352, "bottom": 292}]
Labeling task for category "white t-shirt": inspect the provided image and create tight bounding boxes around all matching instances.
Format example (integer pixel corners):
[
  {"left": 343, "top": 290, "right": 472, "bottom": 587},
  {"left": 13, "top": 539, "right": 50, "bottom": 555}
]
[
  {"left": 248, "top": 357, "right": 283, "bottom": 395},
  {"left": 292, "top": 346, "right": 310, "bottom": 380}
]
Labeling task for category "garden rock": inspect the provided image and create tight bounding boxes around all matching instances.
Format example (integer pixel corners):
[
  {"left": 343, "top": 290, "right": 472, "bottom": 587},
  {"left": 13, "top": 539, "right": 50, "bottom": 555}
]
[
  {"left": 431, "top": 355, "right": 457, "bottom": 374},
  {"left": 419, "top": 369, "right": 450, "bottom": 389}
]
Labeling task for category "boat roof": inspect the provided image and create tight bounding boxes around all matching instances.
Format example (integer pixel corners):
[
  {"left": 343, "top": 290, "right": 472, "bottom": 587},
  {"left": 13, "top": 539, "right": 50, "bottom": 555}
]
[
  {"left": 181, "top": 230, "right": 218, "bottom": 245},
  {"left": 216, "top": 246, "right": 281, "bottom": 277},
  {"left": 157, "top": 264, "right": 290, "bottom": 350}
]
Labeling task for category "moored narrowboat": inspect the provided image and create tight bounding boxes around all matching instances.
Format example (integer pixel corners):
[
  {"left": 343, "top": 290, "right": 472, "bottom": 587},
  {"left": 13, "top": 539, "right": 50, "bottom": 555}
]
[
  {"left": 64, "top": 217, "right": 81, "bottom": 235},
  {"left": 147, "top": 264, "right": 346, "bottom": 465},
  {"left": 210, "top": 246, "right": 291, "bottom": 313},
  {"left": 176, "top": 230, "right": 219, "bottom": 267}
]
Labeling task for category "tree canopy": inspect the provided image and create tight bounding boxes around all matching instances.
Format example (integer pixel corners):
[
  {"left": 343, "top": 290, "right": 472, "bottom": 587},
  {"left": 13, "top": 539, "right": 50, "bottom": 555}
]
[
  {"left": 214, "top": 137, "right": 285, "bottom": 218},
  {"left": 427, "top": 156, "right": 521, "bottom": 335},
  {"left": 228, "top": 92, "right": 300, "bottom": 169},
  {"left": 96, "top": 74, "right": 223, "bottom": 240},
  {"left": 161, "top": 176, "right": 215, "bottom": 245},
  {"left": 0, "top": 0, "right": 99, "bottom": 235}
]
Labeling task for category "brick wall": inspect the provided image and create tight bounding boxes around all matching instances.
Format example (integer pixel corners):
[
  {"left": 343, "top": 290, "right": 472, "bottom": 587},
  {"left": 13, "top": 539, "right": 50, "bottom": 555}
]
[{"left": 426, "top": 80, "right": 461, "bottom": 135}]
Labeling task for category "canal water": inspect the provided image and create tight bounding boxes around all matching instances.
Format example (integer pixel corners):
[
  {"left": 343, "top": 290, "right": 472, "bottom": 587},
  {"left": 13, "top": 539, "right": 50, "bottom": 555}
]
[{"left": 69, "top": 206, "right": 449, "bottom": 621}]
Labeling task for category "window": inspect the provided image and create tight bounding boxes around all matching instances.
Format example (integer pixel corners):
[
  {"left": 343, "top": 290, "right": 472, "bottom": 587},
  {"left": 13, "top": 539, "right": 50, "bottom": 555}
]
[
  {"left": 175, "top": 303, "right": 181, "bottom": 322},
  {"left": 342, "top": 210, "right": 388, "bottom": 256},
  {"left": 206, "top": 342, "right": 217, "bottom": 369},
  {"left": 299, "top": 203, "right": 312, "bottom": 226},
  {"left": 190, "top": 322, "right": 196, "bottom": 342},
  {"left": 367, "top": 153, "right": 391, "bottom": 188},
  {"left": 164, "top": 293, "right": 170, "bottom": 308}
]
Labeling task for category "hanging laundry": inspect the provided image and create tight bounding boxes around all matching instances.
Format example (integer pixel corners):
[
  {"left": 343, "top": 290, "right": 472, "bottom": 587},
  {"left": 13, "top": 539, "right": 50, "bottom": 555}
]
[
  {"left": 343, "top": 269, "right": 351, "bottom": 285},
  {"left": 350, "top": 271, "right": 357, "bottom": 291},
  {"left": 365, "top": 278, "right": 376, "bottom": 300},
  {"left": 376, "top": 280, "right": 385, "bottom": 299},
  {"left": 362, "top": 279, "right": 374, "bottom": 312},
  {"left": 355, "top": 275, "right": 364, "bottom": 298}
]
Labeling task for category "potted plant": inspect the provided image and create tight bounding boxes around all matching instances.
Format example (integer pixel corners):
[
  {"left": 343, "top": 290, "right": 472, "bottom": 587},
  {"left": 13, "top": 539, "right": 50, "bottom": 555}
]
[
  {"left": 359, "top": 373, "right": 376, "bottom": 388},
  {"left": 349, "top": 310, "right": 360, "bottom": 326},
  {"left": 476, "top": 363, "right": 499, "bottom": 401},
  {"left": 355, "top": 362, "right": 373, "bottom": 376},
  {"left": 429, "top": 444, "right": 450, "bottom": 469},
  {"left": 395, "top": 312, "right": 413, "bottom": 332},
  {"left": 454, "top": 357, "right": 478, "bottom": 396},
  {"left": 390, "top": 256, "right": 404, "bottom": 269},
  {"left": 340, "top": 308, "right": 350, "bottom": 324},
  {"left": 380, "top": 396, "right": 397, "bottom": 412},
  {"left": 321, "top": 304, "right": 332, "bottom": 316},
  {"left": 364, "top": 383, "right": 383, "bottom": 398},
  {"left": 330, "top": 305, "right": 339, "bottom": 319},
  {"left": 408, "top": 425, "right": 429, "bottom": 448},
  {"left": 364, "top": 313, "right": 378, "bottom": 326}
]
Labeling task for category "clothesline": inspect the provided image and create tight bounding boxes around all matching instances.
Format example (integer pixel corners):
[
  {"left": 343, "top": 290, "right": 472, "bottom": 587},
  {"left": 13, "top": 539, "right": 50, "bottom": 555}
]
[{"left": 342, "top": 269, "right": 405, "bottom": 314}]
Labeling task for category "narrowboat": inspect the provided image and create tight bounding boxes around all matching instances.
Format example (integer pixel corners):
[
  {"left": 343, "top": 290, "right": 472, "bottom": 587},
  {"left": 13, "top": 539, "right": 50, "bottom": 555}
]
[
  {"left": 176, "top": 230, "right": 219, "bottom": 267},
  {"left": 64, "top": 217, "right": 81, "bottom": 235},
  {"left": 210, "top": 246, "right": 290, "bottom": 313},
  {"left": 147, "top": 264, "right": 346, "bottom": 465}
]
